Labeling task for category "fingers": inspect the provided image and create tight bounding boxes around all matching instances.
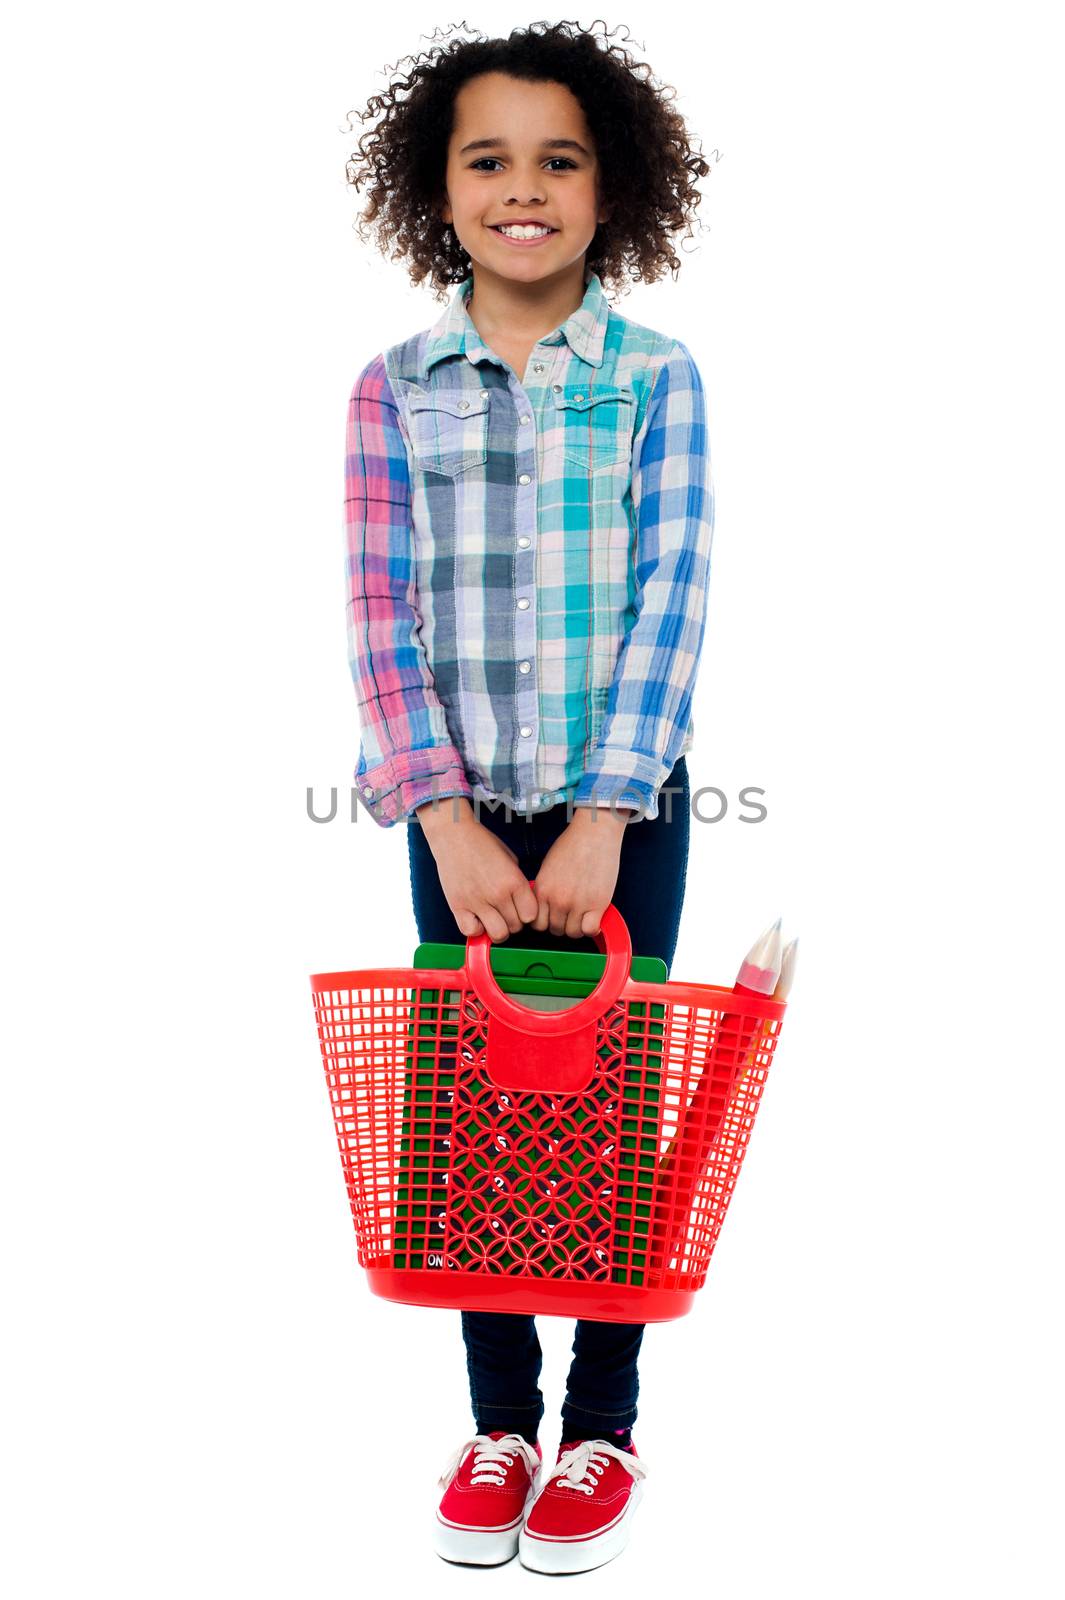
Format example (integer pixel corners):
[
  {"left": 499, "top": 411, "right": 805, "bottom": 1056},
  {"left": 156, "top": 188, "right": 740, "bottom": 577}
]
[
  {"left": 458, "top": 900, "right": 518, "bottom": 944},
  {"left": 531, "top": 890, "right": 552, "bottom": 933},
  {"left": 482, "top": 873, "right": 541, "bottom": 941},
  {"left": 530, "top": 895, "right": 600, "bottom": 940},
  {"left": 501, "top": 893, "right": 531, "bottom": 935},
  {"left": 456, "top": 879, "right": 600, "bottom": 946},
  {"left": 513, "top": 880, "right": 540, "bottom": 925}
]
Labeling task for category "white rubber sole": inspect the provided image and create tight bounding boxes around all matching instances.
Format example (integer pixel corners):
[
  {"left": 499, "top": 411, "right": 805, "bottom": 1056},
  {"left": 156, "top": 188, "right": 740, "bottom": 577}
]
[
  {"left": 432, "top": 1480, "right": 540, "bottom": 1566},
  {"left": 518, "top": 1481, "right": 644, "bottom": 1574}
]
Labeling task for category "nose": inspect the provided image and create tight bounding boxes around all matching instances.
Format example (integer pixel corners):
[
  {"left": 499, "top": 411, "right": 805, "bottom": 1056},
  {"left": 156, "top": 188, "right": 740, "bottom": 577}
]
[{"left": 503, "top": 169, "right": 548, "bottom": 207}]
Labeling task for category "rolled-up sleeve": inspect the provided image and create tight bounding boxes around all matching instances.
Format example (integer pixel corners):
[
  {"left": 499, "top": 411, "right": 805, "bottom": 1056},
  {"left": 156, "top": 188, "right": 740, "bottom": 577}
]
[
  {"left": 345, "top": 355, "right": 474, "bottom": 827},
  {"left": 572, "top": 339, "right": 715, "bottom": 820}
]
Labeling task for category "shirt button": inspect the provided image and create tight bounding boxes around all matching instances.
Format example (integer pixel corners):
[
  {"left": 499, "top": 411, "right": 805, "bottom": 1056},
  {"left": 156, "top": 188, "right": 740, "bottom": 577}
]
[
  {"left": 518, "top": 660, "right": 531, "bottom": 673},
  {"left": 518, "top": 535, "right": 531, "bottom": 548},
  {"left": 520, "top": 726, "right": 533, "bottom": 738},
  {"left": 533, "top": 362, "right": 544, "bottom": 374},
  {"left": 363, "top": 786, "right": 374, "bottom": 798},
  {"left": 519, "top": 415, "right": 530, "bottom": 424},
  {"left": 517, "top": 597, "right": 530, "bottom": 610},
  {"left": 552, "top": 384, "right": 562, "bottom": 393},
  {"left": 518, "top": 473, "right": 531, "bottom": 485},
  {"left": 457, "top": 399, "right": 470, "bottom": 410},
  {"left": 480, "top": 389, "right": 489, "bottom": 397},
  {"left": 573, "top": 393, "right": 584, "bottom": 402}
]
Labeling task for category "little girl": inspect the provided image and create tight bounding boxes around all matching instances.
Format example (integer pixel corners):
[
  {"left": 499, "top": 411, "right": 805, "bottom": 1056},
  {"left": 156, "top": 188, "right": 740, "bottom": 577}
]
[{"left": 342, "top": 21, "right": 714, "bottom": 1575}]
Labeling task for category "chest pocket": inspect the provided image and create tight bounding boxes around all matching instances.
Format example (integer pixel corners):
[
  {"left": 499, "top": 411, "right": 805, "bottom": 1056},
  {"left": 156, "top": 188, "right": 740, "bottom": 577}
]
[
  {"left": 553, "top": 383, "right": 635, "bottom": 470},
  {"left": 405, "top": 388, "right": 490, "bottom": 478}
]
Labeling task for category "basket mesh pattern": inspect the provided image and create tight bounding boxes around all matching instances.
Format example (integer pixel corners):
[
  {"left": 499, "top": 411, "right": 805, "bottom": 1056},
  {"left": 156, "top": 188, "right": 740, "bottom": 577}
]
[{"left": 313, "top": 974, "right": 783, "bottom": 1296}]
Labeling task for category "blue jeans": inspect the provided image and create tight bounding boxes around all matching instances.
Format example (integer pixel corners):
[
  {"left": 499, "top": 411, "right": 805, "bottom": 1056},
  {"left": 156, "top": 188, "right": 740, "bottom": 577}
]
[{"left": 407, "top": 755, "right": 690, "bottom": 1442}]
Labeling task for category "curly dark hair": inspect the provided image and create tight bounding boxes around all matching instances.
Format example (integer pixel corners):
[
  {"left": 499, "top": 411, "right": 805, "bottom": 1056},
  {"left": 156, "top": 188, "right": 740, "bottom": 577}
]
[{"left": 343, "top": 19, "right": 713, "bottom": 302}]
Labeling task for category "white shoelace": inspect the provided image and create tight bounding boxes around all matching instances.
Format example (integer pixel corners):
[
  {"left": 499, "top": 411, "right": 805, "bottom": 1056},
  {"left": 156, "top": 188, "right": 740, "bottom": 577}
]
[
  {"left": 437, "top": 1431, "right": 541, "bottom": 1492},
  {"left": 545, "top": 1438, "right": 649, "bottom": 1496}
]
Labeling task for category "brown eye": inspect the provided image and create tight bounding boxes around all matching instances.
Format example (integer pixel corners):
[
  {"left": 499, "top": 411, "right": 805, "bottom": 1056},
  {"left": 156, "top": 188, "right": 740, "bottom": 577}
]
[{"left": 468, "top": 157, "right": 578, "bottom": 172}]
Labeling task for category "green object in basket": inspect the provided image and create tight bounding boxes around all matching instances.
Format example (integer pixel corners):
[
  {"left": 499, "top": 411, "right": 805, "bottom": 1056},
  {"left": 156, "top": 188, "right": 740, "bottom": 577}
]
[{"left": 392, "top": 943, "right": 666, "bottom": 1286}]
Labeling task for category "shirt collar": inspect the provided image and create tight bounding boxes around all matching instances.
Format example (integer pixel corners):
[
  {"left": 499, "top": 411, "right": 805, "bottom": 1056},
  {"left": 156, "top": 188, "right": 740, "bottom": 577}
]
[{"left": 421, "top": 268, "right": 608, "bottom": 378}]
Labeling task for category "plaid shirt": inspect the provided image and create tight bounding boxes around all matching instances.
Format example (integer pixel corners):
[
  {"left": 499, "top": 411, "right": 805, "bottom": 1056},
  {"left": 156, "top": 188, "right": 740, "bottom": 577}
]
[{"left": 344, "top": 269, "right": 714, "bottom": 826}]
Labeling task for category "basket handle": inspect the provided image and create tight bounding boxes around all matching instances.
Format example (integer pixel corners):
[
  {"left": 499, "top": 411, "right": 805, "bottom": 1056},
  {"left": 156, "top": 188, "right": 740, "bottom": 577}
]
[{"left": 464, "top": 879, "right": 633, "bottom": 1037}]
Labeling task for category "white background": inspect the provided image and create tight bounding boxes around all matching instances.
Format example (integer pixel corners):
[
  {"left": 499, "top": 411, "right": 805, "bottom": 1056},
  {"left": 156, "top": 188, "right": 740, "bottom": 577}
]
[{"left": 3, "top": 3, "right": 1062, "bottom": 1595}]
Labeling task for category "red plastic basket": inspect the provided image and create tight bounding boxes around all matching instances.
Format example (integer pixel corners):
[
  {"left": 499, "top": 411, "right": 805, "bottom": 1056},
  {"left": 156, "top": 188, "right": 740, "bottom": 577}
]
[{"left": 311, "top": 891, "right": 787, "bottom": 1323}]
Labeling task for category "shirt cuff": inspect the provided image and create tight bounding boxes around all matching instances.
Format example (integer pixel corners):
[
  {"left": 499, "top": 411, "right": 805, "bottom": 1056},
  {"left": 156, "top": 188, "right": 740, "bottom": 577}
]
[
  {"left": 572, "top": 756, "right": 666, "bottom": 821},
  {"left": 354, "top": 747, "right": 474, "bottom": 828}
]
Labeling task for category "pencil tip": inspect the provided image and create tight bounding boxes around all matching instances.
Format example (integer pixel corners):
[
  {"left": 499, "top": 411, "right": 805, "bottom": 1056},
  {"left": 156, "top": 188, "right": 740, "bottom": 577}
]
[
  {"left": 773, "top": 937, "right": 799, "bottom": 999},
  {"left": 739, "top": 919, "right": 785, "bottom": 991}
]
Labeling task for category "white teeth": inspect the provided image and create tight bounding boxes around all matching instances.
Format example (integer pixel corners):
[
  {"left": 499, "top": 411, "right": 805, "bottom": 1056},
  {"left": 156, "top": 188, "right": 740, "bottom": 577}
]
[{"left": 494, "top": 224, "right": 553, "bottom": 239}]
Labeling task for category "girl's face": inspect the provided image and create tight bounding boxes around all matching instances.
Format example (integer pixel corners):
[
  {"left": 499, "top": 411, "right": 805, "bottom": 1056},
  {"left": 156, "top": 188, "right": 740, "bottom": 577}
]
[{"left": 440, "top": 72, "right": 610, "bottom": 287}]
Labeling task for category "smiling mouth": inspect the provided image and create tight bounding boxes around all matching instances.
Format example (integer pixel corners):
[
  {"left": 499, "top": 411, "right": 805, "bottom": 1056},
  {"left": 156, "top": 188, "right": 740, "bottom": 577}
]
[{"left": 488, "top": 224, "right": 558, "bottom": 237}]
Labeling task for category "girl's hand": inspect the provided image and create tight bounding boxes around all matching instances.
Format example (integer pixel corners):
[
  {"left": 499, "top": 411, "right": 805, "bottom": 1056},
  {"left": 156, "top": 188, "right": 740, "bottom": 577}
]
[
  {"left": 532, "top": 808, "right": 630, "bottom": 939},
  {"left": 418, "top": 806, "right": 539, "bottom": 942}
]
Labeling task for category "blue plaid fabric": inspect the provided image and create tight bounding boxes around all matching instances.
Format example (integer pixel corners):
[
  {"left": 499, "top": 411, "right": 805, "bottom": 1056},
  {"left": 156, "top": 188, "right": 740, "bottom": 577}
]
[{"left": 344, "top": 269, "right": 714, "bottom": 826}]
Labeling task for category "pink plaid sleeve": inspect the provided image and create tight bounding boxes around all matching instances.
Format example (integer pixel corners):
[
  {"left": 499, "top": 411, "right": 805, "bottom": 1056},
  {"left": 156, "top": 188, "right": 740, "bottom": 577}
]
[{"left": 345, "top": 355, "right": 474, "bottom": 827}]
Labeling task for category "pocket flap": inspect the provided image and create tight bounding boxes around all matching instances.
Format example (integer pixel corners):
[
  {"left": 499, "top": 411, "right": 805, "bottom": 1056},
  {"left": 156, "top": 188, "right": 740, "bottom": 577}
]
[
  {"left": 405, "top": 388, "right": 490, "bottom": 420},
  {"left": 553, "top": 384, "right": 635, "bottom": 413}
]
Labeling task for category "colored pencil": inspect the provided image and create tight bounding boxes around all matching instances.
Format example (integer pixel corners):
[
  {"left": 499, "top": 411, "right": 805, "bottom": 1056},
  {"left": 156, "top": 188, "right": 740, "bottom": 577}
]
[{"left": 650, "top": 920, "right": 784, "bottom": 1272}]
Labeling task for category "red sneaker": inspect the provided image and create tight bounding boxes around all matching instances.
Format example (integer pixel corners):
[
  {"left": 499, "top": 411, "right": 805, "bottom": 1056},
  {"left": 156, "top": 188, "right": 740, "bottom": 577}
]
[
  {"left": 432, "top": 1429, "right": 543, "bottom": 1566},
  {"left": 518, "top": 1436, "right": 648, "bottom": 1574}
]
